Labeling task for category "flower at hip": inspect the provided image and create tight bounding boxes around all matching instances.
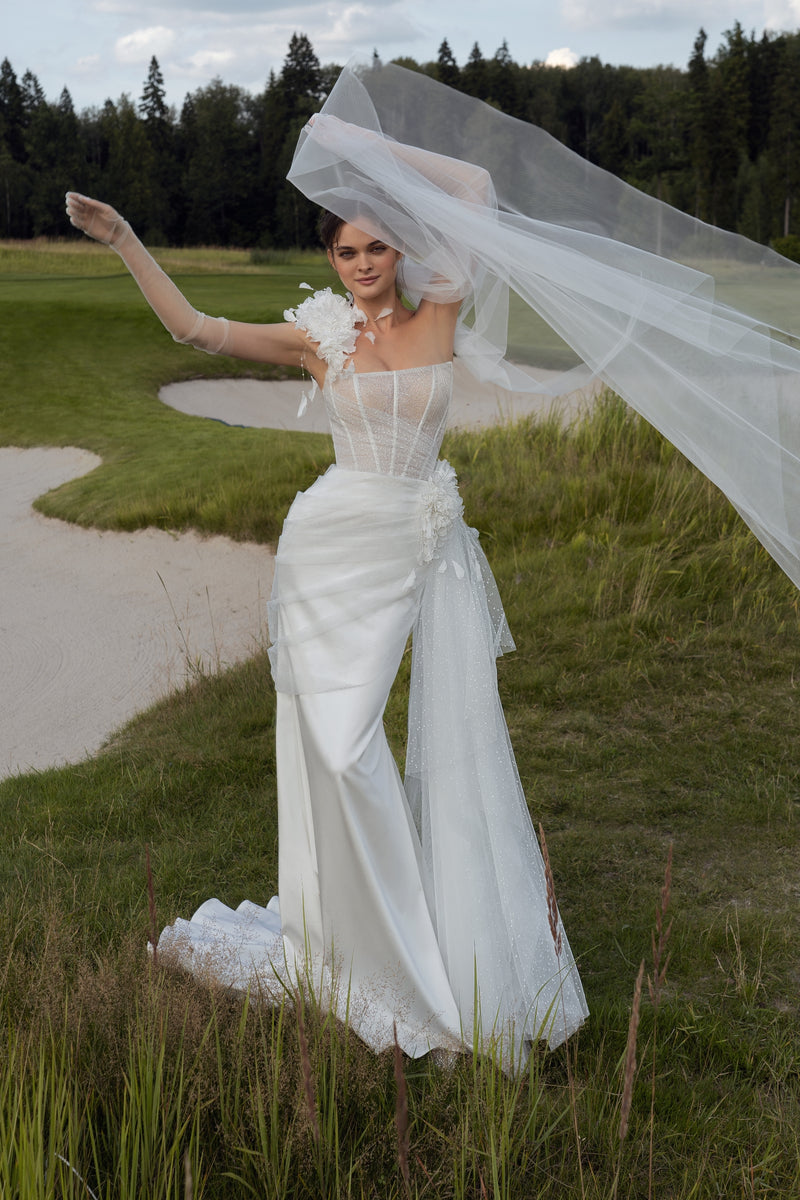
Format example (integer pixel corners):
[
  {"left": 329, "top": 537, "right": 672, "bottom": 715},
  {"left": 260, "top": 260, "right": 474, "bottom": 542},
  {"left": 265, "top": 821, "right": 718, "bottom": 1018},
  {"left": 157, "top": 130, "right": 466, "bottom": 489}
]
[{"left": 419, "top": 460, "right": 464, "bottom": 565}]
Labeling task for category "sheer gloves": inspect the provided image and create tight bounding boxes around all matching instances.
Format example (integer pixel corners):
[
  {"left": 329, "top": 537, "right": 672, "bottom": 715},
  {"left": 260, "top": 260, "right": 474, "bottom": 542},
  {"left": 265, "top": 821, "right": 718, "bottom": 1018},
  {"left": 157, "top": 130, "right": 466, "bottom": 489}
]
[{"left": 64, "top": 192, "right": 230, "bottom": 355}]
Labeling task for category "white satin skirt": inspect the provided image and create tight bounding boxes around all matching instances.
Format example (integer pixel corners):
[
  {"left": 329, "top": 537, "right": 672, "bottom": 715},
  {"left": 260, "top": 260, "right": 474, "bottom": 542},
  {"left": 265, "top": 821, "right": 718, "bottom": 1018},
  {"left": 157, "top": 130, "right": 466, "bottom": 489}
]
[{"left": 158, "top": 464, "right": 588, "bottom": 1061}]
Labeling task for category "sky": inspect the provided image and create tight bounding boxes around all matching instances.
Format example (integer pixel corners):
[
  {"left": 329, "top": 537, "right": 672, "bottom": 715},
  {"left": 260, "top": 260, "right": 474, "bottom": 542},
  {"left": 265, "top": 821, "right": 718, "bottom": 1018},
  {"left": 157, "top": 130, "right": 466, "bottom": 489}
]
[{"left": 4, "top": 0, "right": 800, "bottom": 112}]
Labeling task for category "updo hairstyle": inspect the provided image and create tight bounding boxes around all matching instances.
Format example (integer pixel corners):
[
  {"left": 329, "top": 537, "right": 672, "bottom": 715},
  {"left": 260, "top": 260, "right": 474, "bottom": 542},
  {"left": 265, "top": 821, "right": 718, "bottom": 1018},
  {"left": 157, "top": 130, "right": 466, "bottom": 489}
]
[{"left": 318, "top": 209, "right": 346, "bottom": 251}]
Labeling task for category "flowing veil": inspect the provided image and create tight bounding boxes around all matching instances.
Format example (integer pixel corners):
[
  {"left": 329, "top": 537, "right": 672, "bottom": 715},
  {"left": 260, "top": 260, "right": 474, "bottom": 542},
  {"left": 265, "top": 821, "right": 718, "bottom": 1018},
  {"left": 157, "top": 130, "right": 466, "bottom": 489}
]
[{"left": 288, "top": 59, "right": 800, "bottom": 592}]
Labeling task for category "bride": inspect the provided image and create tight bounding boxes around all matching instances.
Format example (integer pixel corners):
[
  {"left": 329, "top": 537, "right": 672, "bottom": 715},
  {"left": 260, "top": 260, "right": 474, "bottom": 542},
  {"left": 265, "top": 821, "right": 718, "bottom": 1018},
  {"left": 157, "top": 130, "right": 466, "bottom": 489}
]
[
  {"left": 65, "top": 143, "right": 588, "bottom": 1063},
  {"left": 66, "top": 54, "right": 800, "bottom": 1064}
]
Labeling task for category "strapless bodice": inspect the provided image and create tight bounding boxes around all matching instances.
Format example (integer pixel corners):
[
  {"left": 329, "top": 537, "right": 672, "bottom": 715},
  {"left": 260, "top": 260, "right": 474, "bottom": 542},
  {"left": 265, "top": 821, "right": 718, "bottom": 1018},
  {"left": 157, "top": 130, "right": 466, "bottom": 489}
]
[{"left": 324, "top": 362, "right": 452, "bottom": 480}]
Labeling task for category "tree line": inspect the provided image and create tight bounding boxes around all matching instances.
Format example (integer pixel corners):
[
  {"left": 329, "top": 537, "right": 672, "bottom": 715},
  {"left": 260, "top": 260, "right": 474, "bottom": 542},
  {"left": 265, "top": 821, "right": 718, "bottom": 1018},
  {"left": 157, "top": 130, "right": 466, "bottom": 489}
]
[{"left": 1, "top": 27, "right": 798, "bottom": 253}]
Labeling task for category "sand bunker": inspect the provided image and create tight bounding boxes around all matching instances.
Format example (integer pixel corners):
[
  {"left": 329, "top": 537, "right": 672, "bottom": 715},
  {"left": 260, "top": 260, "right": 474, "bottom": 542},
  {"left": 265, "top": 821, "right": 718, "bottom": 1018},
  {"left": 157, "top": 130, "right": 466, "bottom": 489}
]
[{"left": 2, "top": 446, "right": 271, "bottom": 780}]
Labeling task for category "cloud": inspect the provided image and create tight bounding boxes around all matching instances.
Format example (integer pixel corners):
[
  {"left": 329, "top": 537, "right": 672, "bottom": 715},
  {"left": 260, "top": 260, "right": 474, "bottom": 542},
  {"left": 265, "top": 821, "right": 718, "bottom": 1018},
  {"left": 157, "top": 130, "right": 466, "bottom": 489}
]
[
  {"left": 76, "top": 54, "right": 102, "bottom": 74},
  {"left": 115, "top": 26, "right": 177, "bottom": 64},
  {"left": 155, "top": 2, "right": 424, "bottom": 91},
  {"left": 560, "top": 0, "right": 707, "bottom": 30},
  {"left": 95, "top": 0, "right": 322, "bottom": 10},
  {"left": 169, "top": 47, "right": 237, "bottom": 81},
  {"left": 315, "top": 3, "right": 424, "bottom": 55},
  {"left": 764, "top": 0, "right": 800, "bottom": 28},
  {"left": 545, "top": 46, "right": 579, "bottom": 67}
]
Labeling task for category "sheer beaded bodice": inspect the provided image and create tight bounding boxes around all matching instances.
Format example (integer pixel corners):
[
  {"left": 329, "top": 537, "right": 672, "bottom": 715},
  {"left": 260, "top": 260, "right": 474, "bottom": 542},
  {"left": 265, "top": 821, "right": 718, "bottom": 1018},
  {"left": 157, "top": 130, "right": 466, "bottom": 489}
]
[{"left": 324, "top": 362, "right": 452, "bottom": 480}]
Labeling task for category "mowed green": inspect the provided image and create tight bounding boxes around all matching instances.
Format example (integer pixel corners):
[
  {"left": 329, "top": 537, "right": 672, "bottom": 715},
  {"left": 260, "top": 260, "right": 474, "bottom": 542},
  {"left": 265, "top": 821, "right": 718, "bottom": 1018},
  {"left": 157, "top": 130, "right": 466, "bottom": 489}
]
[{"left": 1, "top": 239, "right": 799, "bottom": 1198}]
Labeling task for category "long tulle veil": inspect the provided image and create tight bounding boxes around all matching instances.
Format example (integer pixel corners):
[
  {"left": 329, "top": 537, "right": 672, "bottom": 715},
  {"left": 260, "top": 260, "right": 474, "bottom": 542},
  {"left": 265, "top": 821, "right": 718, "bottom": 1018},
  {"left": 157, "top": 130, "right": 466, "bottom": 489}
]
[{"left": 288, "top": 58, "right": 800, "bottom": 590}]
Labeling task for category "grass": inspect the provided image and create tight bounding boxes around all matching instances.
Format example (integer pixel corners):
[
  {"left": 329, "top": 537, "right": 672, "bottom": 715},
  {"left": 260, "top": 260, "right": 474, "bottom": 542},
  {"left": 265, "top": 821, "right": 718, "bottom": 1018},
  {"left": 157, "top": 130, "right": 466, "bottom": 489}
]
[{"left": 2, "top": 238, "right": 800, "bottom": 1196}]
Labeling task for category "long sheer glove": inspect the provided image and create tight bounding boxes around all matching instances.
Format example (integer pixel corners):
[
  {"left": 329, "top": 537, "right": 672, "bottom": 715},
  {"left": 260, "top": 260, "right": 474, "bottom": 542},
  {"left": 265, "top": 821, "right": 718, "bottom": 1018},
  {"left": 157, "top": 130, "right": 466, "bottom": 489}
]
[{"left": 65, "top": 192, "right": 230, "bottom": 354}]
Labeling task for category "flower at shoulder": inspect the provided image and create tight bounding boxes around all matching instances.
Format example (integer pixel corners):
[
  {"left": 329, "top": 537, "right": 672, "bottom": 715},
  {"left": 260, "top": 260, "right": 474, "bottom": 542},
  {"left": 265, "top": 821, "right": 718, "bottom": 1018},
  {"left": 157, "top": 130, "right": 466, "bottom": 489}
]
[{"left": 284, "top": 286, "right": 366, "bottom": 380}]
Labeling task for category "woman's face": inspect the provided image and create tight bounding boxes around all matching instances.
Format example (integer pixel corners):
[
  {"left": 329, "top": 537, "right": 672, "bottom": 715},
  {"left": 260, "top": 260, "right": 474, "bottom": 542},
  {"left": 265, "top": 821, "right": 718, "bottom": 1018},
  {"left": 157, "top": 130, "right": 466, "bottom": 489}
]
[{"left": 327, "top": 224, "right": 401, "bottom": 302}]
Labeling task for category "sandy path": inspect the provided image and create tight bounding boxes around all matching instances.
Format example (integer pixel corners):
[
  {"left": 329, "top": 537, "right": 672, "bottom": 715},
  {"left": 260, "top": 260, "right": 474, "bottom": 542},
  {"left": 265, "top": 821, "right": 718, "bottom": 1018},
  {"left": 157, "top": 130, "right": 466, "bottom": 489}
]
[{"left": 1, "top": 446, "right": 272, "bottom": 780}]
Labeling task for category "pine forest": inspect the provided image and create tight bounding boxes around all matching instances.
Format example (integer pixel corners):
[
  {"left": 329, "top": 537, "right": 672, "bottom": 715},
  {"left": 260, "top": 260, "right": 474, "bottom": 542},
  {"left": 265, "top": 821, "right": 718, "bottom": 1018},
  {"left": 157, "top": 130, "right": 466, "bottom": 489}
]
[{"left": 1, "top": 27, "right": 799, "bottom": 258}]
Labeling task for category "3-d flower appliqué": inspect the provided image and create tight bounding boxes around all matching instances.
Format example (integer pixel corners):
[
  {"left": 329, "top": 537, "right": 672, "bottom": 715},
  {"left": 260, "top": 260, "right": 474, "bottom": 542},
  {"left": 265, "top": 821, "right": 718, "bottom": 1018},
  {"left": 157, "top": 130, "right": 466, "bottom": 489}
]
[
  {"left": 284, "top": 286, "right": 368, "bottom": 415},
  {"left": 285, "top": 285, "right": 366, "bottom": 392},
  {"left": 419, "top": 460, "right": 464, "bottom": 565}
]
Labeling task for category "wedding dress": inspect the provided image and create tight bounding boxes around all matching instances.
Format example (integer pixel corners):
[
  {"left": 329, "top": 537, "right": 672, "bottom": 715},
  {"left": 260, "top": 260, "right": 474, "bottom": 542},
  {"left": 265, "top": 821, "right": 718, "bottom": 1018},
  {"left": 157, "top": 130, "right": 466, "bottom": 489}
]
[
  {"left": 73, "top": 55, "right": 800, "bottom": 1063},
  {"left": 159, "top": 306, "right": 589, "bottom": 1058}
]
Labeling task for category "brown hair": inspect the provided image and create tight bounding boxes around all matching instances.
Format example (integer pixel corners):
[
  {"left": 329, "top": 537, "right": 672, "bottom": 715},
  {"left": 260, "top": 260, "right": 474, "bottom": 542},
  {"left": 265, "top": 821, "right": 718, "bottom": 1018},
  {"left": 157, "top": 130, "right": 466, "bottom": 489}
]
[{"left": 318, "top": 209, "right": 345, "bottom": 250}]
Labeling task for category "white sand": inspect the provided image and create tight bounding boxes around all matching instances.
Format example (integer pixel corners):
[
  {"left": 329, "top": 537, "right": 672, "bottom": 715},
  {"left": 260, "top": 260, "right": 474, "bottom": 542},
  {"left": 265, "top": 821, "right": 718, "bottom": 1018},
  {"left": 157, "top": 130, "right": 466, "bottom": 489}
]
[
  {"left": 2, "top": 446, "right": 272, "bottom": 780},
  {"left": 4, "top": 368, "right": 596, "bottom": 781}
]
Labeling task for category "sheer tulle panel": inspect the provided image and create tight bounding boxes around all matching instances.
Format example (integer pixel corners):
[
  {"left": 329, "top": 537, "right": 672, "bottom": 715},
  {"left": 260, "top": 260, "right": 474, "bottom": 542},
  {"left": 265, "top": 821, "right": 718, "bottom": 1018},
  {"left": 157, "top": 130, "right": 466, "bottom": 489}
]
[{"left": 405, "top": 517, "right": 588, "bottom": 1048}]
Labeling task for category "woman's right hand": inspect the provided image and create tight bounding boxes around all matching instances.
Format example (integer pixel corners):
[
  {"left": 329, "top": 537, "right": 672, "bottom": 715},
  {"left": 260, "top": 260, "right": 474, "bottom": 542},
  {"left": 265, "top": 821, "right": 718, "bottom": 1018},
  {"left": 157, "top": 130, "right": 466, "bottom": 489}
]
[{"left": 65, "top": 192, "right": 127, "bottom": 246}]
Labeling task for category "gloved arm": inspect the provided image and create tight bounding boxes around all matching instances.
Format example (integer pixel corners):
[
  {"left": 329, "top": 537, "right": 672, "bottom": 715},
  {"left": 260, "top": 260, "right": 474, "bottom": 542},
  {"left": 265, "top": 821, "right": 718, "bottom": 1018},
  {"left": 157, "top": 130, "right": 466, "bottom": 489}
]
[{"left": 65, "top": 192, "right": 230, "bottom": 354}]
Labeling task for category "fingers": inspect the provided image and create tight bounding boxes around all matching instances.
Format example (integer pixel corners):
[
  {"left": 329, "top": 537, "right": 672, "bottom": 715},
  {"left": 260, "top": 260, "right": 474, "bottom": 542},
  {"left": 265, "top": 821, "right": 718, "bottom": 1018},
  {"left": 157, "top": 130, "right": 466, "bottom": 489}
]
[
  {"left": 65, "top": 191, "right": 88, "bottom": 211},
  {"left": 65, "top": 192, "right": 92, "bottom": 227}
]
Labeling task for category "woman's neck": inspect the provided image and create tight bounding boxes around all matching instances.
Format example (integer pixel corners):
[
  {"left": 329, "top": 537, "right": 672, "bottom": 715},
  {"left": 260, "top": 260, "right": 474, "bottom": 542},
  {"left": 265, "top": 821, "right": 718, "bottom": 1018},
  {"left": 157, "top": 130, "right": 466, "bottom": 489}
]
[{"left": 357, "top": 293, "right": 407, "bottom": 330}]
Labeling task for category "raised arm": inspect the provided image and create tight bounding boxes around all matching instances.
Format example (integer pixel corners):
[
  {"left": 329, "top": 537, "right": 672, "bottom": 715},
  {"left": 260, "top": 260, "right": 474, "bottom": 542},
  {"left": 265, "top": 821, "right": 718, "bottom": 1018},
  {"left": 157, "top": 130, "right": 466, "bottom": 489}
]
[{"left": 65, "top": 193, "right": 313, "bottom": 371}]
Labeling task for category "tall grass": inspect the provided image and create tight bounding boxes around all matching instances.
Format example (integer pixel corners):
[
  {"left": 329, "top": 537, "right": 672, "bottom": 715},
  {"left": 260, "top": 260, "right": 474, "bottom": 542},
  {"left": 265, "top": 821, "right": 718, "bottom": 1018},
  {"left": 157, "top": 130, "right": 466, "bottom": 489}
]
[{"left": 3, "top": 244, "right": 800, "bottom": 1195}]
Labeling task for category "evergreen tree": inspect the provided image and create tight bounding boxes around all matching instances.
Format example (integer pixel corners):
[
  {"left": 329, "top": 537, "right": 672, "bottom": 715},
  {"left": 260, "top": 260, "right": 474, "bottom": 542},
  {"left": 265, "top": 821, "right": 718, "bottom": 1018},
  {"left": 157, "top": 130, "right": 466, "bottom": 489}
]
[
  {"left": 26, "top": 91, "right": 82, "bottom": 236},
  {"left": 435, "top": 39, "right": 460, "bottom": 89},
  {"left": 597, "top": 96, "right": 629, "bottom": 175},
  {"left": 462, "top": 43, "right": 489, "bottom": 100},
  {"left": 253, "top": 70, "right": 288, "bottom": 246},
  {"left": 627, "top": 67, "right": 688, "bottom": 214},
  {"left": 181, "top": 80, "right": 257, "bottom": 245},
  {"left": 280, "top": 33, "right": 322, "bottom": 115},
  {"left": 0, "top": 59, "right": 25, "bottom": 162},
  {"left": 687, "top": 29, "right": 714, "bottom": 219},
  {"left": 269, "top": 35, "right": 326, "bottom": 245},
  {"left": 0, "top": 61, "right": 29, "bottom": 234},
  {"left": 100, "top": 95, "right": 155, "bottom": 232},
  {"left": 20, "top": 70, "right": 45, "bottom": 122},
  {"left": 746, "top": 31, "right": 780, "bottom": 161},
  {"left": 390, "top": 57, "right": 424, "bottom": 74},
  {"left": 0, "top": 30, "right": 794, "bottom": 249},
  {"left": 561, "top": 56, "right": 612, "bottom": 162},
  {"left": 57, "top": 87, "right": 75, "bottom": 117},
  {"left": 717, "top": 21, "right": 751, "bottom": 160},
  {"left": 139, "top": 56, "right": 169, "bottom": 124},
  {"left": 768, "top": 35, "right": 800, "bottom": 236},
  {"left": 138, "top": 57, "right": 175, "bottom": 241},
  {"left": 487, "top": 41, "right": 519, "bottom": 116},
  {"left": 518, "top": 62, "right": 567, "bottom": 140}
]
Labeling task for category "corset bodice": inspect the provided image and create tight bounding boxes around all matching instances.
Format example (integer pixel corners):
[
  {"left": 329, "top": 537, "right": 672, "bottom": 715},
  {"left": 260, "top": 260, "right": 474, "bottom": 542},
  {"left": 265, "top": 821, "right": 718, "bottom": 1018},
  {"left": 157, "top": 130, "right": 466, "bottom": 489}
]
[{"left": 324, "top": 362, "right": 452, "bottom": 480}]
